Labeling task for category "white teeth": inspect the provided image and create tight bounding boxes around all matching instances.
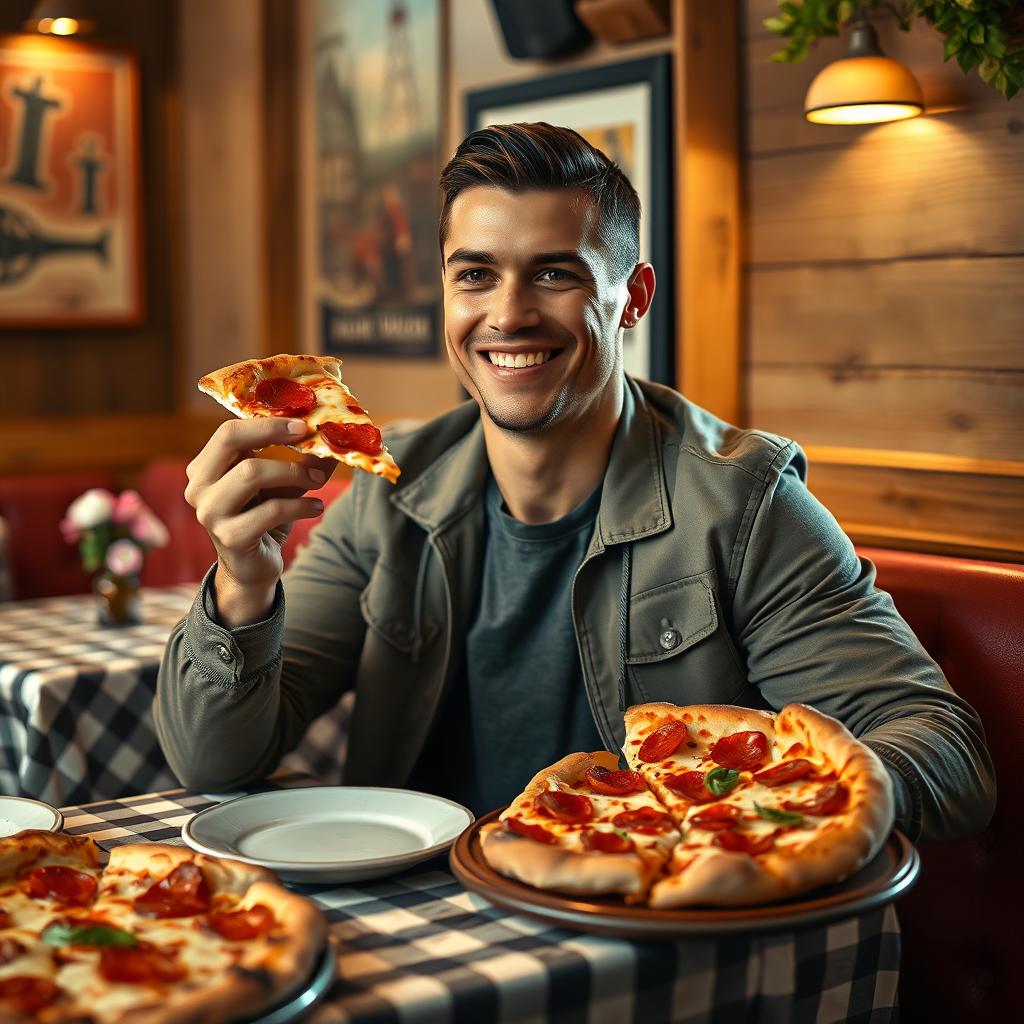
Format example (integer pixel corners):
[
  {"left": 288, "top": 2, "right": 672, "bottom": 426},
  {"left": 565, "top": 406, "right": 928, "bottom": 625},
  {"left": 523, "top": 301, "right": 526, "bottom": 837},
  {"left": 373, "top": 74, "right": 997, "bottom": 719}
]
[{"left": 487, "top": 351, "right": 550, "bottom": 368}]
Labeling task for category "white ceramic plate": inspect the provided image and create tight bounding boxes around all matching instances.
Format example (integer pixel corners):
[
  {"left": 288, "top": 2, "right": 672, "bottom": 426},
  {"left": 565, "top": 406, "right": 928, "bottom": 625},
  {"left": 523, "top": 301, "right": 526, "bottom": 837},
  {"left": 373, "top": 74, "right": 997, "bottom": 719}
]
[
  {"left": 182, "top": 787, "right": 474, "bottom": 883},
  {"left": 0, "top": 796, "right": 63, "bottom": 837}
]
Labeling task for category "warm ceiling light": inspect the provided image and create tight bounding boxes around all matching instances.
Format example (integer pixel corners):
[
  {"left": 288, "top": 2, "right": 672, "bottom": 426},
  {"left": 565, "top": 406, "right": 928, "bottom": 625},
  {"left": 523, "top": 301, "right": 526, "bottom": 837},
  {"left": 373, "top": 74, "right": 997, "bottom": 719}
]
[
  {"left": 25, "top": 0, "right": 94, "bottom": 36},
  {"left": 805, "top": 17, "right": 923, "bottom": 125}
]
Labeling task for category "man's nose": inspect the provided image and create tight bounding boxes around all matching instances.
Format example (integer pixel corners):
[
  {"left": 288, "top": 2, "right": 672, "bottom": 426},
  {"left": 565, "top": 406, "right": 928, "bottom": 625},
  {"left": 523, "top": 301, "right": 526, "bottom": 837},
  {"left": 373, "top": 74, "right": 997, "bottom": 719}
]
[{"left": 488, "top": 282, "right": 541, "bottom": 334}]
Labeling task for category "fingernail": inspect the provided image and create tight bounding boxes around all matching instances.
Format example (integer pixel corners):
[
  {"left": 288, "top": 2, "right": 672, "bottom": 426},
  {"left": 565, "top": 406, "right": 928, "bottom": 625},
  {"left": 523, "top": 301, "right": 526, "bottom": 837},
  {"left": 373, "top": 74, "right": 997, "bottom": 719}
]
[
  {"left": 311, "top": 499, "right": 324, "bottom": 512},
  {"left": 309, "top": 469, "right": 325, "bottom": 484},
  {"left": 287, "top": 420, "right": 307, "bottom": 435}
]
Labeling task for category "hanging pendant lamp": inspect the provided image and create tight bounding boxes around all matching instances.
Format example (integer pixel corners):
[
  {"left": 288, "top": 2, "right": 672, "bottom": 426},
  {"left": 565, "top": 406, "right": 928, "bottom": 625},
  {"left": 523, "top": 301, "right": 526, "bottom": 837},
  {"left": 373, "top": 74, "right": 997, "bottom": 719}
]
[{"left": 804, "top": 15, "right": 923, "bottom": 125}]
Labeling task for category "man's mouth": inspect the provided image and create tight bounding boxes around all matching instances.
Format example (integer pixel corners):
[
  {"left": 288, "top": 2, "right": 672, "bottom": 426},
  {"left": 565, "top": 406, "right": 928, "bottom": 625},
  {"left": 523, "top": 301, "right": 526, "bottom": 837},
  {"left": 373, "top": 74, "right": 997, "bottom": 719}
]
[{"left": 484, "top": 350, "right": 560, "bottom": 369}]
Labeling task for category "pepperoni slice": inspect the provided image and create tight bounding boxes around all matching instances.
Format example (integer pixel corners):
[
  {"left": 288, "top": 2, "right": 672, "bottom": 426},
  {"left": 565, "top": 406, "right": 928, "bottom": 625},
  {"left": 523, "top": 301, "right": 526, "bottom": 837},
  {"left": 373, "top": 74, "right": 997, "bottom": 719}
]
[
  {"left": 254, "top": 377, "right": 317, "bottom": 417},
  {"left": 611, "top": 806, "right": 675, "bottom": 834},
  {"left": 0, "top": 909, "right": 7, "bottom": 928},
  {"left": 713, "top": 829, "right": 778, "bottom": 855},
  {"left": 783, "top": 782, "right": 849, "bottom": 816},
  {"left": 584, "top": 765, "right": 646, "bottom": 796},
  {"left": 134, "top": 863, "right": 210, "bottom": 919},
  {"left": 320, "top": 421, "right": 383, "bottom": 456},
  {"left": 504, "top": 817, "right": 558, "bottom": 845},
  {"left": 99, "top": 943, "right": 186, "bottom": 984},
  {"left": 346, "top": 403, "right": 367, "bottom": 416},
  {"left": 709, "top": 731, "right": 770, "bottom": 771},
  {"left": 689, "top": 803, "right": 743, "bottom": 831},
  {"left": 207, "top": 904, "right": 275, "bottom": 941},
  {"left": 664, "top": 770, "right": 715, "bottom": 803},
  {"left": 0, "top": 977, "right": 59, "bottom": 1014},
  {"left": 581, "top": 830, "right": 635, "bottom": 854},
  {"left": 536, "top": 790, "right": 593, "bottom": 823},
  {"left": 638, "top": 721, "right": 688, "bottom": 762},
  {"left": 27, "top": 865, "right": 97, "bottom": 906},
  {"left": 752, "top": 759, "right": 814, "bottom": 787},
  {"left": 0, "top": 937, "right": 27, "bottom": 966}
]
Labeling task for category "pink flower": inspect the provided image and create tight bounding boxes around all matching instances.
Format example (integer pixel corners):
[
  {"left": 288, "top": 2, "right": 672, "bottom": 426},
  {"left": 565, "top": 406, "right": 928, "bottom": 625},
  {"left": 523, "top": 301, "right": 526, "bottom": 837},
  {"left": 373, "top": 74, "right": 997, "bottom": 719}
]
[
  {"left": 65, "top": 488, "right": 116, "bottom": 530},
  {"left": 129, "top": 507, "right": 169, "bottom": 548},
  {"left": 105, "top": 539, "right": 144, "bottom": 576},
  {"left": 113, "top": 490, "right": 145, "bottom": 524},
  {"left": 60, "top": 516, "right": 82, "bottom": 543}
]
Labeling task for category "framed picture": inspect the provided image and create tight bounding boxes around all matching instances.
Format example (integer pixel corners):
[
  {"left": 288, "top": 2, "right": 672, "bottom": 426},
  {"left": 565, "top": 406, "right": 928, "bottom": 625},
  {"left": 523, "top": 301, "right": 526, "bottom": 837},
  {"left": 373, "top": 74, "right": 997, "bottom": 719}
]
[
  {"left": 0, "top": 35, "right": 143, "bottom": 327},
  {"left": 467, "top": 55, "right": 673, "bottom": 384},
  {"left": 301, "top": 0, "right": 443, "bottom": 359}
]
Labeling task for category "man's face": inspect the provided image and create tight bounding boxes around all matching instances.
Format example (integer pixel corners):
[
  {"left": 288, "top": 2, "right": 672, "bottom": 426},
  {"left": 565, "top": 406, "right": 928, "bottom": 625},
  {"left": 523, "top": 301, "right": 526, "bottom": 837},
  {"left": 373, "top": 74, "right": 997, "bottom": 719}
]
[{"left": 442, "top": 187, "right": 632, "bottom": 434}]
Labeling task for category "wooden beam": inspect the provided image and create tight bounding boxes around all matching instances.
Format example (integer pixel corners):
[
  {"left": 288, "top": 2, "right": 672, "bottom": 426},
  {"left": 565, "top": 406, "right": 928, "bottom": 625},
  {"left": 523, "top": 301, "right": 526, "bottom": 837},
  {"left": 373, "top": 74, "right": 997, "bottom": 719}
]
[{"left": 673, "top": 0, "right": 742, "bottom": 423}]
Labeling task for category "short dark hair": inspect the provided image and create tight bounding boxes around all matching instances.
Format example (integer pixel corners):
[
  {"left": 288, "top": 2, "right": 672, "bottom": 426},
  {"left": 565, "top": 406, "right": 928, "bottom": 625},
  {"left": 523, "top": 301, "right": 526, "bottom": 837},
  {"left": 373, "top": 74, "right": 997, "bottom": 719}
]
[{"left": 438, "top": 122, "right": 641, "bottom": 280}]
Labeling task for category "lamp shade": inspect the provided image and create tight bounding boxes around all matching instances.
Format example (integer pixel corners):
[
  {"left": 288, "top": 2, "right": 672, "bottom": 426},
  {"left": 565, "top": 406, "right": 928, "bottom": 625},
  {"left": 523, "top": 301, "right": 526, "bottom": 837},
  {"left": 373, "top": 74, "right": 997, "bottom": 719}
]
[
  {"left": 25, "top": 0, "right": 95, "bottom": 36},
  {"left": 804, "top": 20, "right": 923, "bottom": 125}
]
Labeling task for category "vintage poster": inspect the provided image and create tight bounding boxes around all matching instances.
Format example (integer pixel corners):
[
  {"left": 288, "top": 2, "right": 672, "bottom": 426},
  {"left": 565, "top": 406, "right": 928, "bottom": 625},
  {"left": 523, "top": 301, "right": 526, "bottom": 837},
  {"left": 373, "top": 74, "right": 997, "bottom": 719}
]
[
  {"left": 0, "top": 36, "right": 142, "bottom": 326},
  {"left": 312, "top": 0, "right": 441, "bottom": 358}
]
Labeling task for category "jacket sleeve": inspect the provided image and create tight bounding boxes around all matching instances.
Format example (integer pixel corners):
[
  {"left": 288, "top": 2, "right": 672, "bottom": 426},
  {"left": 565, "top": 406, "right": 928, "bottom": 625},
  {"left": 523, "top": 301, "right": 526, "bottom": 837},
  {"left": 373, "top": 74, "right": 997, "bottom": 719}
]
[
  {"left": 154, "top": 476, "right": 371, "bottom": 792},
  {"left": 729, "top": 445, "right": 996, "bottom": 843}
]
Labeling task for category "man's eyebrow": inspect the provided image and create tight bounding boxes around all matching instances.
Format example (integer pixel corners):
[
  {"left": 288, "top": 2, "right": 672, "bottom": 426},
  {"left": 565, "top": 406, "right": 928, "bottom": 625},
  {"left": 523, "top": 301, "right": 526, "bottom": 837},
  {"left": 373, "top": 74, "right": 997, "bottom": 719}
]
[
  {"left": 444, "top": 249, "right": 593, "bottom": 270},
  {"left": 445, "top": 248, "right": 495, "bottom": 267}
]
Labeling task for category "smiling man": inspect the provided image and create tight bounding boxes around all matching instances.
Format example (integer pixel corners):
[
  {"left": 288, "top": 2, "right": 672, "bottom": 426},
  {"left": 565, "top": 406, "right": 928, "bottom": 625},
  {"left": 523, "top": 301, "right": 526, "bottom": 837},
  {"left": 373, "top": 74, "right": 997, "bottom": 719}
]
[{"left": 156, "top": 124, "right": 994, "bottom": 841}]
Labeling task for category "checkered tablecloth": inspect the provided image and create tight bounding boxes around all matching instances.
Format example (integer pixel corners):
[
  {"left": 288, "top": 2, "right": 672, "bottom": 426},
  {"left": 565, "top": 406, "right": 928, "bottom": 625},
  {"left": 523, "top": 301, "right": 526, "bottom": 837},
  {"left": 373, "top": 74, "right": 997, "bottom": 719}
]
[
  {"left": 62, "top": 778, "right": 902, "bottom": 1024},
  {"left": 0, "top": 588, "right": 352, "bottom": 806}
]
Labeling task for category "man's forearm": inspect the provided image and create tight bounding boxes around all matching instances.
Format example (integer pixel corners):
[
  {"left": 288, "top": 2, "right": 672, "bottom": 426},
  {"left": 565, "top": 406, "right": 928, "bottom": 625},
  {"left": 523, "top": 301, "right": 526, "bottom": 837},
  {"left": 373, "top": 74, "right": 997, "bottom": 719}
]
[{"left": 213, "top": 561, "right": 278, "bottom": 629}]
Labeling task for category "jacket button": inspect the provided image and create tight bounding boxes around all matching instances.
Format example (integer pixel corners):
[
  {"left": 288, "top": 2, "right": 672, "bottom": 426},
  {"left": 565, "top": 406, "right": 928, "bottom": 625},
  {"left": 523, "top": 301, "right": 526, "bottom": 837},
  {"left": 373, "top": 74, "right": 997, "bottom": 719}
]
[
  {"left": 659, "top": 628, "right": 681, "bottom": 651},
  {"left": 216, "top": 643, "right": 233, "bottom": 663}
]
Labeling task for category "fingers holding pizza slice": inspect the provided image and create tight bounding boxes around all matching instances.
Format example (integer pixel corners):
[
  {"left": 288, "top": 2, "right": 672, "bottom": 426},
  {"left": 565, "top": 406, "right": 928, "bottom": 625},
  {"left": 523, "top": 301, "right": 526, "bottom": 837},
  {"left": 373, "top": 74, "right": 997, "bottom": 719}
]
[{"left": 198, "top": 353, "right": 401, "bottom": 484}]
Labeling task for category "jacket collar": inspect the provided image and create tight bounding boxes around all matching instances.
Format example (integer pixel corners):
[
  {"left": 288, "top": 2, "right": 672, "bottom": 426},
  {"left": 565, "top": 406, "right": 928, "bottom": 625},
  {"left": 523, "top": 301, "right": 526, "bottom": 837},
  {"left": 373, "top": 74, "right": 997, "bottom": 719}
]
[{"left": 391, "top": 376, "right": 671, "bottom": 544}]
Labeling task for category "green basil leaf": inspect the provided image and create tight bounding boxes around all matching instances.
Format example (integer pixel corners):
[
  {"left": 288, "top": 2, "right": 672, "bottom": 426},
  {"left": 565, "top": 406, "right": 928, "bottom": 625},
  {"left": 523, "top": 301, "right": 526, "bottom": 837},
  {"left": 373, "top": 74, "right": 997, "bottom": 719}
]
[
  {"left": 42, "top": 924, "right": 137, "bottom": 948},
  {"left": 754, "top": 803, "right": 804, "bottom": 827},
  {"left": 705, "top": 767, "right": 741, "bottom": 797}
]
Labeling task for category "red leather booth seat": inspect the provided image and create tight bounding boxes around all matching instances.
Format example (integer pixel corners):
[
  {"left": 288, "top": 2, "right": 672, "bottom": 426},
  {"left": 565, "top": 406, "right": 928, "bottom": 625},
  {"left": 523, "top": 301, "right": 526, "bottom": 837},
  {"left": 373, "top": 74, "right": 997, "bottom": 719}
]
[
  {"left": 0, "top": 470, "right": 118, "bottom": 599},
  {"left": 860, "top": 546, "right": 1022, "bottom": 1024},
  {"left": 138, "top": 459, "right": 350, "bottom": 586}
]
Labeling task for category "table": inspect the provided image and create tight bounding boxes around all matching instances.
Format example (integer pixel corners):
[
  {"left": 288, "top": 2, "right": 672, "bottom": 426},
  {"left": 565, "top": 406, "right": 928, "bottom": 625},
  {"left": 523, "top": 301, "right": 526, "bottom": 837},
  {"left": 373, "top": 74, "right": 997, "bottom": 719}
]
[
  {"left": 62, "top": 778, "right": 902, "bottom": 1024},
  {"left": 0, "top": 587, "right": 352, "bottom": 806}
]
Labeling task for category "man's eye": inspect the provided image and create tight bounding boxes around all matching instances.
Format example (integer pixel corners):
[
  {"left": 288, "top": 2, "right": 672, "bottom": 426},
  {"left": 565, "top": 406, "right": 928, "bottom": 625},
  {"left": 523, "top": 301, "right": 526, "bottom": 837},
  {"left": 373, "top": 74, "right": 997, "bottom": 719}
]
[
  {"left": 538, "top": 269, "right": 575, "bottom": 283},
  {"left": 458, "top": 269, "right": 490, "bottom": 283}
]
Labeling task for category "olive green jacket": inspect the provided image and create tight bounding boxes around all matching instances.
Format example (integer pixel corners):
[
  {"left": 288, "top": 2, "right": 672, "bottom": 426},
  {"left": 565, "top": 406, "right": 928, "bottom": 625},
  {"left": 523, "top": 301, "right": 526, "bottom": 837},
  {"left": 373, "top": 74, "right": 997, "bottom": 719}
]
[{"left": 155, "top": 378, "right": 996, "bottom": 842}]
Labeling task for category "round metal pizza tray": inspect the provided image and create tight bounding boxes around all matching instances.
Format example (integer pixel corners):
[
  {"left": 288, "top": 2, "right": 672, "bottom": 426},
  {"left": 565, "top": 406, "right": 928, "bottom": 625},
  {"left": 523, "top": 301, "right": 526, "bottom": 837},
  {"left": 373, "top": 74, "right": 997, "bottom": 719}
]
[
  {"left": 244, "top": 940, "right": 336, "bottom": 1024},
  {"left": 450, "top": 808, "right": 920, "bottom": 938}
]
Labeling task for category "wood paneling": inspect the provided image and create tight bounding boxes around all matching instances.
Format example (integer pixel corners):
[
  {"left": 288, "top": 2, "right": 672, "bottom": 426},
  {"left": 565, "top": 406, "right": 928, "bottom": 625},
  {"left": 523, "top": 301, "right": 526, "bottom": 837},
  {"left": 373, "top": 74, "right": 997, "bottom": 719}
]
[
  {"left": 0, "top": 0, "right": 181, "bottom": 419},
  {"left": 749, "top": 368, "right": 1023, "bottom": 460},
  {"left": 747, "top": 257, "right": 1024, "bottom": 369},
  {"left": 748, "top": 108, "right": 1024, "bottom": 264},
  {"left": 806, "top": 458, "right": 1024, "bottom": 560},
  {"left": 673, "top": 0, "right": 742, "bottom": 422}
]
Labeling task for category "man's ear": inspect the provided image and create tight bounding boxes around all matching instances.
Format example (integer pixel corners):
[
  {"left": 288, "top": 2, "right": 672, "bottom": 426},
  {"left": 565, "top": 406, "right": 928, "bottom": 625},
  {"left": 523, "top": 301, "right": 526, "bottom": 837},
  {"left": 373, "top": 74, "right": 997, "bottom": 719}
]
[{"left": 619, "top": 263, "right": 656, "bottom": 329}]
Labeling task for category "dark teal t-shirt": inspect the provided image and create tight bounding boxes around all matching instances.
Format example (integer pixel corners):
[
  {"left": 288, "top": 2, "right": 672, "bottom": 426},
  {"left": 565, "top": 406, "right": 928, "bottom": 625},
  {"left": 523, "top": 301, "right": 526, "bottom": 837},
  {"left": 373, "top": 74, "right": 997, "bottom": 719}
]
[{"left": 412, "top": 474, "right": 606, "bottom": 816}]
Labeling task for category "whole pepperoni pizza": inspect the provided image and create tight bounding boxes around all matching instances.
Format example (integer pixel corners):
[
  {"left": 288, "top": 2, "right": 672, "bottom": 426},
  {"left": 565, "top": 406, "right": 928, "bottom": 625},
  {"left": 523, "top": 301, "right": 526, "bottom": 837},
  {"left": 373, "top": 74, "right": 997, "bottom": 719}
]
[
  {"left": 0, "top": 832, "right": 326, "bottom": 1023},
  {"left": 198, "top": 354, "right": 401, "bottom": 484},
  {"left": 480, "top": 702, "right": 895, "bottom": 908}
]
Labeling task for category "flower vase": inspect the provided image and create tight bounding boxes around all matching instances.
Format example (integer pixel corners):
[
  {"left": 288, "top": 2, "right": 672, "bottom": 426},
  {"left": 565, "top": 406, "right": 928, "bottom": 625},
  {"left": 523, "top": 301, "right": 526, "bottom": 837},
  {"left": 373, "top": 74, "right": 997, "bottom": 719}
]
[{"left": 94, "top": 572, "right": 142, "bottom": 627}]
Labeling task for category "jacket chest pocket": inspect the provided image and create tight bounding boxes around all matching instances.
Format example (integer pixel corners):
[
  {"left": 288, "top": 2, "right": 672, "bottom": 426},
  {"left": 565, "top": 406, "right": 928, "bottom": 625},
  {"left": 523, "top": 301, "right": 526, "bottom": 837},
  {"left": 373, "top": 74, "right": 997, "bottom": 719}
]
[
  {"left": 626, "top": 571, "right": 746, "bottom": 704},
  {"left": 359, "top": 558, "right": 440, "bottom": 656}
]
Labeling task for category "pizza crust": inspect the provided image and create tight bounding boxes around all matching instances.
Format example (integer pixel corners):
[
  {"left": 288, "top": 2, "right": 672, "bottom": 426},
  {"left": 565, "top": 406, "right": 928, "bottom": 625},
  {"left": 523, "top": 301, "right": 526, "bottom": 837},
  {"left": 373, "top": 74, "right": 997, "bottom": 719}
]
[
  {"left": 198, "top": 353, "right": 400, "bottom": 483},
  {"left": 480, "top": 751, "right": 674, "bottom": 900}
]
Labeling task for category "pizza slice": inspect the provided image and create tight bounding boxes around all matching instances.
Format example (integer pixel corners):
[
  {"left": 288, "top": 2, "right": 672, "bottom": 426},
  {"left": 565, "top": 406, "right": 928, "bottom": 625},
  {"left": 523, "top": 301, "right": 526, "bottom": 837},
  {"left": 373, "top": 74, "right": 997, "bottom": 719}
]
[
  {"left": 479, "top": 750, "right": 680, "bottom": 902},
  {"left": 0, "top": 832, "right": 326, "bottom": 1023},
  {"left": 623, "top": 702, "right": 894, "bottom": 908},
  {"left": 198, "top": 353, "right": 400, "bottom": 483}
]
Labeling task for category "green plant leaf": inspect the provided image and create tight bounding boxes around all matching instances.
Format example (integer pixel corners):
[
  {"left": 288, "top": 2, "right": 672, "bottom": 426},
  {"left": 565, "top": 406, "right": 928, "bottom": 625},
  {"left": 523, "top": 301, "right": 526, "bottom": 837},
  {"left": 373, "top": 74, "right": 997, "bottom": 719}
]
[
  {"left": 754, "top": 803, "right": 804, "bottom": 826},
  {"left": 42, "top": 924, "right": 137, "bottom": 948},
  {"left": 706, "top": 767, "right": 742, "bottom": 797},
  {"left": 764, "top": 16, "right": 791, "bottom": 32},
  {"left": 969, "top": 23, "right": 985, "bottom": 44}
]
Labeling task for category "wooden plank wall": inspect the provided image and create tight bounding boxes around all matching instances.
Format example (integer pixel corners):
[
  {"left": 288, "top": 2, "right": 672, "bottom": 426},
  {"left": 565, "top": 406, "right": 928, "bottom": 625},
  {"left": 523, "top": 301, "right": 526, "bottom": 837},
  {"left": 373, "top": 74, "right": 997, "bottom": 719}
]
[{"left": 742, "top": 1, "right": 1024, "bottom": 560}]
